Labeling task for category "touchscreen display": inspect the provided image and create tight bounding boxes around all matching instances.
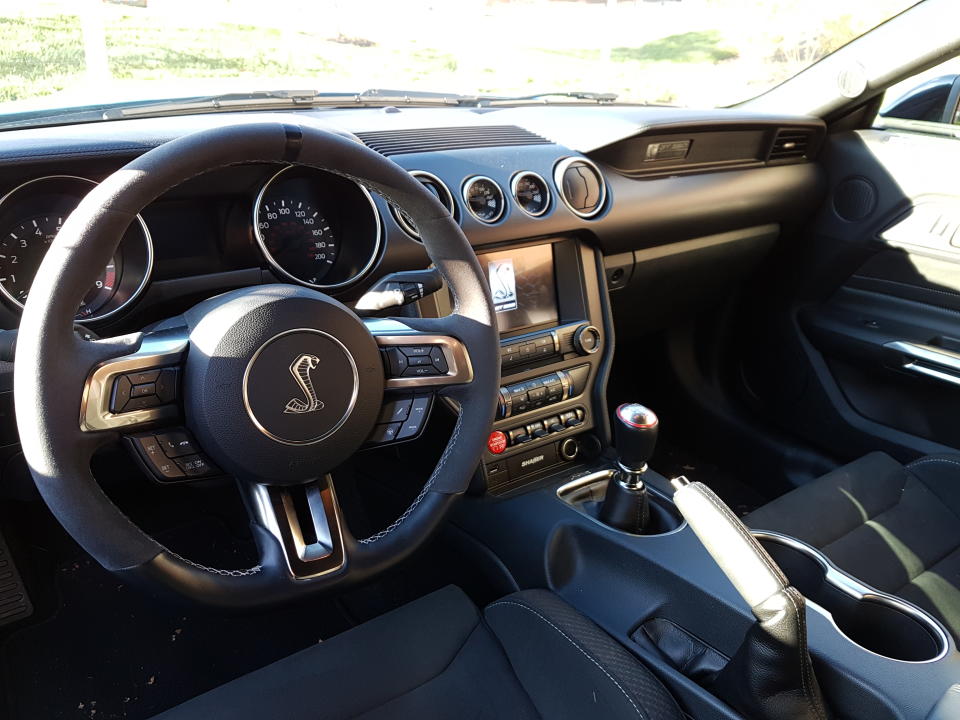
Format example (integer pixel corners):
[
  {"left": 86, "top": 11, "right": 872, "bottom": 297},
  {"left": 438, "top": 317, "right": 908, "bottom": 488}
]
[{"left": 481, "top": 243, "right": 558, "bottom": 333}]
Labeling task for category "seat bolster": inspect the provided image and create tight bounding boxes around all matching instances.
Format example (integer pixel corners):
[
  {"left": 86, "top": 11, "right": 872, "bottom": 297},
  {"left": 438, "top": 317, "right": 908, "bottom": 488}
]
[
  {"left": 744, "top": 451, "right": 906, "bottom": 547},
  {"left": 151, "top": 585, "right": 483, "bottom": 720},
  {"left": 485, "top": 589, "right": 682, "bottom": 720},
  {"left": 905, "top": 454, "right": 960, "bottom": 518}
]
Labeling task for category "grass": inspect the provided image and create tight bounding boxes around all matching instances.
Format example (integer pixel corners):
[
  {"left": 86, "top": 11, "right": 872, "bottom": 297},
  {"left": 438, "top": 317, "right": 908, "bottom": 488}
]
[
  {"left": 613, "top": 30, "right": 739, "bottom": 64},
  {"left": 0, "top": 13, "right": 342, "bottom": 102},
  {"left": 0, "top": 15, "right": 84, "bottom": 101}
]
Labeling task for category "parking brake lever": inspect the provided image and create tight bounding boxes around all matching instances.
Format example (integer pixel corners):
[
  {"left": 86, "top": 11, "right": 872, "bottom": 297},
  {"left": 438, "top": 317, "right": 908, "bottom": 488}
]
[{"left": 671, "top": 477, "right": 831, "bottom": 720}]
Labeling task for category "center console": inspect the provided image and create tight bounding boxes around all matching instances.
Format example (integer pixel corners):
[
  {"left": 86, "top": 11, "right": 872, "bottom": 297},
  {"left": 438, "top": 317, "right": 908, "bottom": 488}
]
[{"left": 471, "top": 236, "right": 611, "bottom": 493}]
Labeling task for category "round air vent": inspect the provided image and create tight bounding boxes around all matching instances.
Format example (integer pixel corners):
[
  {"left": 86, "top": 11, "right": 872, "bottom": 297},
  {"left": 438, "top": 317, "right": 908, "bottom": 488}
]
[
  {"left": 390, "top": 171, "right": 455, "bottom": 239},
  {"left": 554, "top": 157, "right": 606, "bottom": 218}
]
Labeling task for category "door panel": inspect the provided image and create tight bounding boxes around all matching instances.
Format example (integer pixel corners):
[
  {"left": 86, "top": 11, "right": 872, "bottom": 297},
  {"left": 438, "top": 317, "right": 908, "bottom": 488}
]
[{"left": 742, "top": 128, "right": 960, "bottom": 461}]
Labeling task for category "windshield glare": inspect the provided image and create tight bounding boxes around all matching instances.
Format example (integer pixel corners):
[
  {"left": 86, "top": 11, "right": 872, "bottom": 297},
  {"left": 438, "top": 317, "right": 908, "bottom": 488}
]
[{"left": 2, "top": 0, "right": 918, "bottom": 124}]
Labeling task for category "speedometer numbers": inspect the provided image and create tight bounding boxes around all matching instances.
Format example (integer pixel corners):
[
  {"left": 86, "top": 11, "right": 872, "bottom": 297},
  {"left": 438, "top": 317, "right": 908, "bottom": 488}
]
[
  {"left": 0, "top": 214, "right": 119, "bottom": 318},
  {"left": 256, "top": 199, "right": 338, "bottom": 286}
]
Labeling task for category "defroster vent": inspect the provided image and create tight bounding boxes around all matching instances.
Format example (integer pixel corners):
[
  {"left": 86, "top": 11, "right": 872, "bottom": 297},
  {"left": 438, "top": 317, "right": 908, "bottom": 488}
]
[
  {"left": 356, "top": 126, "right": 553, "bottom": 156},
  {"left": 767, "top": 129, "right": 812, "bottom": 163}
]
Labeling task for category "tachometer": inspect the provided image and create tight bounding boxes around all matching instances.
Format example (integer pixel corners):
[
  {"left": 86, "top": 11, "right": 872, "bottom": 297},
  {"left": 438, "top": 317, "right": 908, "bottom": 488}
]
[
  {"left": 256, "top": 199, "right": 339, "bottom": 286},
  {"left": 0, "top": 214, "right": 119, "bottom": 318},
  {"left": 0, "top": 176, "right": 153, "bottom": 322}
]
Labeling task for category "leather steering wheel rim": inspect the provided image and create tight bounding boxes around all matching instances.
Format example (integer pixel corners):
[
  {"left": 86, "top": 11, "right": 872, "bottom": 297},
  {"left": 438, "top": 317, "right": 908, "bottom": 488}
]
[{"left": 13, "top": 121, "right": 500, "bottom": 606}]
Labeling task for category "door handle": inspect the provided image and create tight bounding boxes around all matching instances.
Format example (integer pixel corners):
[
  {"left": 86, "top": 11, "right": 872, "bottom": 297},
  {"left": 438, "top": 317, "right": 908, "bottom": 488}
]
[{"left": 884, "top": 341, "right": 960, "bottom": 387}]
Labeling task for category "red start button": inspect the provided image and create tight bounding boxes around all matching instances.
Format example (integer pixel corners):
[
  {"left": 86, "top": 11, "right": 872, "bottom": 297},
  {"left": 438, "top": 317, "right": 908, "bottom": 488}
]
[{"left": 487, "top": 431, "right": 508, "bottom": 455}]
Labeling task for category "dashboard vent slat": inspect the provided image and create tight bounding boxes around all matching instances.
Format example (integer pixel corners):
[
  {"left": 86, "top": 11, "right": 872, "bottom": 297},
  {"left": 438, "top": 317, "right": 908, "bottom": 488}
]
[
  {"left": 356, "top": 126, "right": 553, "bottom": 155},
  {"left": 768, "top": 129, "right": 812, "bottom": 162}
]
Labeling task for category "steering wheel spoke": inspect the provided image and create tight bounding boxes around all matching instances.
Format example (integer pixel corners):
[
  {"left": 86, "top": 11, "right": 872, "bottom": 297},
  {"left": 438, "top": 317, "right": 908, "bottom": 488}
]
[
  {"left": 79, "top": 328, "right": 187, "bottom": 433},
  {"left": 246, "top": 476, "right": 346, "bottom": 580}
]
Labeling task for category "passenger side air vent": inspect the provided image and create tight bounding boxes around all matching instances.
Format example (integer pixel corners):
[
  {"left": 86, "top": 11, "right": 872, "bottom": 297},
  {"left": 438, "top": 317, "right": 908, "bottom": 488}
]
[
  {"left": 767, "top": 129, "right": 812, "bottom": 163},
  {"left": 356, "top": 126, "right": 553, "bottom": 155}
]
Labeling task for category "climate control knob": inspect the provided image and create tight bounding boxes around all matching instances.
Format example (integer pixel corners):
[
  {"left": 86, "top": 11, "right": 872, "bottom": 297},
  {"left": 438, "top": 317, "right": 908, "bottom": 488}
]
[{"left": 573, "top": 324, "right": 601, "bottom": 355}]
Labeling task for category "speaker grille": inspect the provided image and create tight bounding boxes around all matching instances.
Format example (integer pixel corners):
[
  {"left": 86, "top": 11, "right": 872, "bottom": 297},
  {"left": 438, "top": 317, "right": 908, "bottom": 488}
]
[{"left": 833, "top": 176, "right": 877, "bottom": 221}]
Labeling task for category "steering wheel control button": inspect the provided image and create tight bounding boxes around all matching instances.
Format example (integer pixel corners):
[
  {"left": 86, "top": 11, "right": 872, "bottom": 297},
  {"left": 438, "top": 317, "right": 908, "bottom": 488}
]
[
  {"left": 174, "top": 454, "right": 219, "bottom": 477},
  {"left": 127, "top": 369, "right": 161, "bottom": 386},
  {"left": 156, "top": 430, "right": 198, "bottom": 458},
  {"left": 155, "top": 458, "right": 186, "bottom": 480},
  {"left": 429, "top": 347, "right": 448, "bottom": 373},
  {"left": 384, "top": 344, "right": 450, "bottom": 379},
  {"left": 134, "top": 435, "right": 164, "bottom": 460},
  {"left": 130, "top": 382, "right": 156, "bottom": 398},
  {"left": 110, "top": 375, "right": 132, "bottom": 413},
  {"left": 368, "top": 422, "right": 402, "bottom": 444},
  {"left": 109, "top": 366, "right": 180, "bottom": 414},
  {"left": 155, "top": 368, "right": 178, "bottom": 403},
  {"left": 243, "top": 329, "right": 359, "bottom": 446},
  {"left": 402, "top": 364, "right": 440, "bottom": 378},
  {"left": 487, "top": 431, "right": 508, "bottom": 455},
  {"left": 385, "top": 348, "right": 408, "bottom": 376},
  {"left": 397, "top": 394, "right": 433, "bottom": 439},
  {"left": 378, "top": 397, "right": 413, "bottom": 424}
]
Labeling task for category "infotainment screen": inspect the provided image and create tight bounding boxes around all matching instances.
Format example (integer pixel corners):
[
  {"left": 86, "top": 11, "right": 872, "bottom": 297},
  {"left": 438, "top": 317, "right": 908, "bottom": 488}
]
[{"left": 480, "top": 243, "right": 558, "bottom": 333}]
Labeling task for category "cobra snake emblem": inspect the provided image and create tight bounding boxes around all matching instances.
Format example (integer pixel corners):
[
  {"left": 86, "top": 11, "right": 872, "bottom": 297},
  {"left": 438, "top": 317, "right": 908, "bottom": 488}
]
[{"left": 284, "top": 354, "right": 325, "bottom": 414}]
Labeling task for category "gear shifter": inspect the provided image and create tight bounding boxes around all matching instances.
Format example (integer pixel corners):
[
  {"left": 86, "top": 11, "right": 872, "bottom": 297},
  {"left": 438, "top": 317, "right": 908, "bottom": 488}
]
[{"left": 598, "top": 403, "right": 659, "bottom": 533}]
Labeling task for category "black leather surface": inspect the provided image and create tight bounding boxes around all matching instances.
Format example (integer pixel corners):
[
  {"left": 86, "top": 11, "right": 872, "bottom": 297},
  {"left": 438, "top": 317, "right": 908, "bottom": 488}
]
[
  {"left": 712, "top": 587, "right": 829, "bottom": 720},
  {"left": 152, "top": 585, "right": 681, "bottom": 720},
  {"left": 746, "top": 452, "right": 960, "bottom": 641}
]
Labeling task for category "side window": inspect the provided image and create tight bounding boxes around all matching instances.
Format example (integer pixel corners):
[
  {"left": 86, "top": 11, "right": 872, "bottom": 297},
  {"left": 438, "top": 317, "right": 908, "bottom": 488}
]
[{"left": 878, "top": 57, "right": 960, "bottom": 133}]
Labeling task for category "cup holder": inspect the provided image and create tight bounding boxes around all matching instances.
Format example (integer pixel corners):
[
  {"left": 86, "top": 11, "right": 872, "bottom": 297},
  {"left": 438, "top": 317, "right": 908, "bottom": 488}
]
[{"left": 755, "top": 532, "right": 949, "bottom": 663}]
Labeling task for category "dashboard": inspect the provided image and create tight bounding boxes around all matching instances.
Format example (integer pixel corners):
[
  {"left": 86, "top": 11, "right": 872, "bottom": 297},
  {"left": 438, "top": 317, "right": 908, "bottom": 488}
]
[{"left": 0, "top": 104, "right": 826, "bottom": 489}]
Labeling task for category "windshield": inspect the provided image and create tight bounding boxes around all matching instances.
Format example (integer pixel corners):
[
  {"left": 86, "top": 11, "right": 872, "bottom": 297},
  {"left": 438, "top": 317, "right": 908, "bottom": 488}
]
[{"left": 2, "top": 0, "right": 918, "bottom": 127}]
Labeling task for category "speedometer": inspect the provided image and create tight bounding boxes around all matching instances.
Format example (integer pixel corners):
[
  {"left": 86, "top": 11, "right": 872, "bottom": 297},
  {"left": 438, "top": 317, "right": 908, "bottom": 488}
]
[
  {"left": 256, "top": 199, "right": 339, "bottom": 286},
  {"left": 253, "top": 166, "right": 381, "bottom": 291}
]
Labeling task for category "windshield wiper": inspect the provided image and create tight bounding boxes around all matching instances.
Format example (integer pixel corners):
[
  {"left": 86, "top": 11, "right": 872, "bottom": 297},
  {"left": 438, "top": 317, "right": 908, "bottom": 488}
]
[
  {"left": 0, "top": 87, "right": 624, "bottom": 131},
  {"left": 468, "top": 91, "right": 620, "bottom": 106},
  {"left": 101, "top": 88, "right": 470, "bottom": 120}
]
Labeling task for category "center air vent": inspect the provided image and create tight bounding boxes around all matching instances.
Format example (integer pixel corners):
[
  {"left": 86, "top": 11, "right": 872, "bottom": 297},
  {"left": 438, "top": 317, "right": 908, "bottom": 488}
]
[
  {"left": 390, "top": 171, "right": 456, "bottom": 239},
  {"left": 555, "top": 157, "right": 606, "bottom": 219},
  {"left": 767, "top": 129, "right": 812, "bottom": 163},
  {"left": 356, "top": 126, "right": 552, "bottom": 155}
]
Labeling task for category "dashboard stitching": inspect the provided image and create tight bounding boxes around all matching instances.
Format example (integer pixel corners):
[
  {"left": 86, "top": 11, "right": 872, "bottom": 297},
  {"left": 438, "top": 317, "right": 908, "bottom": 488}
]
[{"left": 358, "top": 413, "right": 463, "bottom": 544}]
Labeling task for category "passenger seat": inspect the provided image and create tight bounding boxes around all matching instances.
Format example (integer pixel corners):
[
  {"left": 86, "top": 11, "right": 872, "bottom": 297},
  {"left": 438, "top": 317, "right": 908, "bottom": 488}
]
[{"left": 745, "top": 452, "right": 960, "bottom": 641}]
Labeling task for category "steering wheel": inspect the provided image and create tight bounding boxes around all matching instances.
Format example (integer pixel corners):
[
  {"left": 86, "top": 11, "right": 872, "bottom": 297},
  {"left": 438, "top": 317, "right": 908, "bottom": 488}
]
[{"left": 13, "top": 122, "right": 500, "bottom": 607}]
